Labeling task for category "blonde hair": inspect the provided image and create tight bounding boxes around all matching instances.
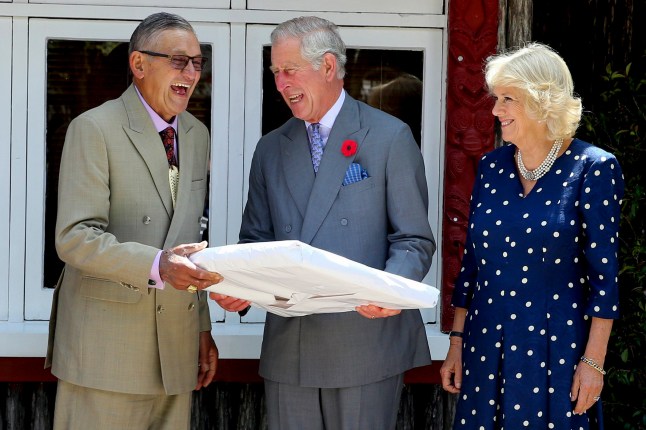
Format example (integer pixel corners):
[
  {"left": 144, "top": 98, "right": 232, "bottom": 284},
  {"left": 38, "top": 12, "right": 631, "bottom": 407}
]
[{"left": 485, "top": 43, "right": 582, "bottom": 140}]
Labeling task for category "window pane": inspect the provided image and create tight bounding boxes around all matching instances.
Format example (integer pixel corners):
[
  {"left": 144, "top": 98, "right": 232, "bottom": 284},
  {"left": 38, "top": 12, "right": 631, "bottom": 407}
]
[
  {"left": 261, "top": 47, "right": 424, "bottom": 146},
  {"left": 44, "top": 40, "right": 212, "bottom": 288}
]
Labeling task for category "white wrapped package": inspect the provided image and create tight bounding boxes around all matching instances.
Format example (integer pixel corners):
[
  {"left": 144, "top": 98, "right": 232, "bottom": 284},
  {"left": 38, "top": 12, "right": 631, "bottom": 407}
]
[{"left": 190, "top": 240, "right": 439, "bottom": 317}]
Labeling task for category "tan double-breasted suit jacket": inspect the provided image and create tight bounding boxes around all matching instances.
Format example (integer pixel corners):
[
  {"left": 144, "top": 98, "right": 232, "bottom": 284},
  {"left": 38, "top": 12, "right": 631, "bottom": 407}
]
[{"left": 46, "top": 84, "right": 211, "bottom": 395}]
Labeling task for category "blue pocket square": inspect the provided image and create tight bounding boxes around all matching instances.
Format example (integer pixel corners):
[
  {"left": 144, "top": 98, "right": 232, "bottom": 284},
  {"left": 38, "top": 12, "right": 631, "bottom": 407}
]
[{"left": 342, "top": 163, "right": 369, "bottom": 186}]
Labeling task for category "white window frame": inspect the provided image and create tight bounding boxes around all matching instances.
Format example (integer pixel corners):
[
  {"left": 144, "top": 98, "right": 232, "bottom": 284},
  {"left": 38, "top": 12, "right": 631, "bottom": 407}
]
[
  {"left": 23, "top": 19, "right": 231, "bottom": 323},
  {"left": 0, "top": 17, "right": 11, "bottom": 321},
  {"left": 32, "top": 0, "right": 230, "bottom": 7},
  {"left": 241, "top": 25, "right": 445, "bottom": 326},
  {"left": 246, "top": 0, "right": 443, "bottom": 15},
  {"left": 0, "top": 6, "right": 450, "bottom": 360}
]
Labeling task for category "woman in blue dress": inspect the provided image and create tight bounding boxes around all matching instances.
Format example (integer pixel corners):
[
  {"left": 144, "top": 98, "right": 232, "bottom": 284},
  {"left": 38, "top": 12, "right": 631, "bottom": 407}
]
[{"left": 440, "top": 43, "right": 624, "bottom": 429}]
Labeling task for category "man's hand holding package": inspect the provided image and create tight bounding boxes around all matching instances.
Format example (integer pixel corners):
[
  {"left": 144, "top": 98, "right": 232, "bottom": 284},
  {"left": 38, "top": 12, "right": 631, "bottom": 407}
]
[
  {"left": 160, "top": 241, "right": 223, "bottom": 292},
  {"left": 209, "top": 293, "right": 251, "bottom": 312},
  {"left": 355, "top": 304, "right": 401, "bottom": 320}
]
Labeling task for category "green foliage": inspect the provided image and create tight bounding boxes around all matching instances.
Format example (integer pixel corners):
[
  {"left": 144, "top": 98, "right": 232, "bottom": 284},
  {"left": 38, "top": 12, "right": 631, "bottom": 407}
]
[{"left": 580, "top": 54, "right": 646, "bottom": 430}]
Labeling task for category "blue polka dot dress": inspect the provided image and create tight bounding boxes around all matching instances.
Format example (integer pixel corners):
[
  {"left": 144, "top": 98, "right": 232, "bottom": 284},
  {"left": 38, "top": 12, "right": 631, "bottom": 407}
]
[{"left": 451, "top": 139, "right": 624, "bottom": 430}]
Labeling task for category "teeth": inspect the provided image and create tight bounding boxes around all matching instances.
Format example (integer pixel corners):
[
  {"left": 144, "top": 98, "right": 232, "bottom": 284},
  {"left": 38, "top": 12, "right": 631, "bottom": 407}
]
[
  {"left": 173, "top": 83, "right": 190, "bottom": 88},
  {"left": 288, "top": 94, "right": 301, "bottom": 102},
  {"left": 500, "top": 120, "right": 512, "bottom": 126}
]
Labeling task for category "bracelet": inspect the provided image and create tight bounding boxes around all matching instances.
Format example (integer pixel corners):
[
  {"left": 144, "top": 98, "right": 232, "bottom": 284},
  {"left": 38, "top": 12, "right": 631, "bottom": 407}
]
[
  {"left": 580, "top": 356, "right": 606, "bottom": 375},
  {"left": 449, "top": 331, "right": 464, "bottom": 339}
]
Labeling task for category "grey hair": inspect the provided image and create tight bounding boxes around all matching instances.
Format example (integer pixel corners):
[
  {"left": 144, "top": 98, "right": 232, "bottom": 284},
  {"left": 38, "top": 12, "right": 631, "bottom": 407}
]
[
  {"left": 271, "top": 16, "right": 347, "bottom": 79},
  {"left": 129, "top": 12, "right": 196, "bottom": 55},
  {"left": 485, "top": 43, "right": 582, "bottom": 140}
]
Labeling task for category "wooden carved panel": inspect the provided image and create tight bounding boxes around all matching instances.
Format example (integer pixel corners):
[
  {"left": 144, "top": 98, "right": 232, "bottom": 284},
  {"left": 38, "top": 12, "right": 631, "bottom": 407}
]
[{"left": 441, "top": 0, "right": 499, "bottom": 331}]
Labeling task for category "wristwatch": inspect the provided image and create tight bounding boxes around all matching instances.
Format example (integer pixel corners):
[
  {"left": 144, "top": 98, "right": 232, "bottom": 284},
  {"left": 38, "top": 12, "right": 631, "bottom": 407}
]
[{"left": 449, "top": 331, "right": 464, "bottom": 338}]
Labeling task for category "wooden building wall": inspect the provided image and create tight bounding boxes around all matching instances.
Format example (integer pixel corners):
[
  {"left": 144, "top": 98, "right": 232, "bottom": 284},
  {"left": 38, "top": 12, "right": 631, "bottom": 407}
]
[{"left": 1, "top": 382, "right": 456, "bottom": 430}]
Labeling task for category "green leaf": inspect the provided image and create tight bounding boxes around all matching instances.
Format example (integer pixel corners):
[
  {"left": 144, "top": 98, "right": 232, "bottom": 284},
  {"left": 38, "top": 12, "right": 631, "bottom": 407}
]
[{"left": 621, "top": 349, "right": 630, "bottom": 362}]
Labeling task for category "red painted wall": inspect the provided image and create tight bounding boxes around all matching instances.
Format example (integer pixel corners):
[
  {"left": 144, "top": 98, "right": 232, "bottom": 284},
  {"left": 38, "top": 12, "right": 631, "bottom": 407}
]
[{"left": 441, "top": 0, "right": 499, "bottom": 331}]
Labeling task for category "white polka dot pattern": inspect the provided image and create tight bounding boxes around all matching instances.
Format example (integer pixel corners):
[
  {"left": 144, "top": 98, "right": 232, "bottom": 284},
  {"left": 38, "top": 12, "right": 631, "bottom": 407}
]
[{"left": 451, "top": 140, "right": 624, "bottom": 429}]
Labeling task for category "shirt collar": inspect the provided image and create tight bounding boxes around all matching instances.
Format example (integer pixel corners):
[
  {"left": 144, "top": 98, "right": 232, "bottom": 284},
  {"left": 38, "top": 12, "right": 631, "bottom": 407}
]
[{"left": 305, "top": 90, "right": 346, "bottom": 137}]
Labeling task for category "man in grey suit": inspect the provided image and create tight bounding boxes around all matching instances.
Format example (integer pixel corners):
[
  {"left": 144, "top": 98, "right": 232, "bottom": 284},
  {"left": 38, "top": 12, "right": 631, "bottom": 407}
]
[
  {"left": 46, "top": 13, "right": 222, "bottom": 430},
  {"left": 212, "top": 16, "right": 436, "bottom": 430}
]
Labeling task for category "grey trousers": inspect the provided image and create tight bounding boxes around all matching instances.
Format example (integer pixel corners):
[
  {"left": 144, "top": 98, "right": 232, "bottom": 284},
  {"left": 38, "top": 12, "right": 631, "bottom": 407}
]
[{"left": 265, "top": 373, "right": 405, "bottom": 430}]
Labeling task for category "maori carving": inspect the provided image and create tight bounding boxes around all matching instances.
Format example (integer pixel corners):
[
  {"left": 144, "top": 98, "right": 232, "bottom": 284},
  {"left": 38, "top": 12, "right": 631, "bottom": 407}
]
[{"left": 442, "top": 0, "right": 499, "bottom": 331}]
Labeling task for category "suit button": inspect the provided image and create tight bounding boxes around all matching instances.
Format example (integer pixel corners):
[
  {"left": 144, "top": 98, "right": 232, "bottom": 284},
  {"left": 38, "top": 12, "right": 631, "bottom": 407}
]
[
  {"left": 157, "top": 305, "right": 164, "bottom": 314},
  {"left": 188, "top": 303, "right": 195, "bottom": 311},
  {"left": 340, "top": 218, "right": 348, "bottom": 226},
  {"left": 142, "top": 216, "right": 151, "bottom": 225},
  {"left": 285, "top": 224, "right": 292, "bottom": 233}
]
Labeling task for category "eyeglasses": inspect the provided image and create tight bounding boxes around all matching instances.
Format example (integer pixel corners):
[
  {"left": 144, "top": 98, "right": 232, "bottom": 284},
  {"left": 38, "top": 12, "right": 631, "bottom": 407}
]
[{"left": 139, "top": 50, "right": 208, "bottom": 72}]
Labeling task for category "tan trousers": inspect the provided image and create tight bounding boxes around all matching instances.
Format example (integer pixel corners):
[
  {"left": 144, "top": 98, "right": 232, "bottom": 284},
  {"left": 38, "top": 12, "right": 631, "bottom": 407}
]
[{"left": 53, "top": 379, "right": 192, "bottom": 430}]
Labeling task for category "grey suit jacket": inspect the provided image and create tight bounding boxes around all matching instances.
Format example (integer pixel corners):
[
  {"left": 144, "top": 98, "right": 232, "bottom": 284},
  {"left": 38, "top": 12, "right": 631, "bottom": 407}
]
[
  {"left": 240, "top": 94, "right": 436, "bottom": 388},
  {"left": 46, "top": 84, "right": 212, "bottom": 395}
]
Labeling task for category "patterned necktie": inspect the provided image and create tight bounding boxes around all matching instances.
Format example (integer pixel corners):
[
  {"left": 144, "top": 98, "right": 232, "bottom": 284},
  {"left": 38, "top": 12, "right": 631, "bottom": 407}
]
[
  {"left": 160, "top": 127, "right": 177, "bottom": 167},
  {"left": 309, "top": 123, "right": 324, "bottom": 174},
  {"left": 159, "top": 127, "right": 179, "bottom": 207}
]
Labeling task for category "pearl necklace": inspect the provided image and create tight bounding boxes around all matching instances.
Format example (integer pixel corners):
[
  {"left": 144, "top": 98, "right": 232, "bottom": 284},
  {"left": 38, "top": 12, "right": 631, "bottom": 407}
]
[{"left": 516, "top": 138, "right": 563, "bottom": 181}]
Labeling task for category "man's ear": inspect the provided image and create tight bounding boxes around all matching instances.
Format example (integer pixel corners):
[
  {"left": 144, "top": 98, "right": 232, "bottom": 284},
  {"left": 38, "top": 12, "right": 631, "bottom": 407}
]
[
  {"left": 130, "top": 52, "right": 145, "bottom": 79},
  {"left": 322, "top": 53, "right": 337, "bottom": 81}
]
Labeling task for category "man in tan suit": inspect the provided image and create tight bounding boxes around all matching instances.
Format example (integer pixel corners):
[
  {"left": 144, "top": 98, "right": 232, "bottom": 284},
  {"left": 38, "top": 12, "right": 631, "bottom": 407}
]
[{"left": 46, "top": 13, "right": 222, "bottom": 430}]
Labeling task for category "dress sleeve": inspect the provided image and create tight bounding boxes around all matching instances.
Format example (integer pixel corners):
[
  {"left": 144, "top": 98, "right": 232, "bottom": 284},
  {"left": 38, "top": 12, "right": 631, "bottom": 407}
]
[
  {"left": 451, "top": 157, "right": 485, "bottom": 309},
  {"left": 579, "top": 153, "right": 624, "bottom": 319}
]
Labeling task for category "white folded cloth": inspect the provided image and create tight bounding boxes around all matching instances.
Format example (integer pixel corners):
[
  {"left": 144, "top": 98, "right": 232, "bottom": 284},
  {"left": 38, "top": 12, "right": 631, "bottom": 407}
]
[{"left": 190, "top": 240, "right": 438, "bottom": 317}]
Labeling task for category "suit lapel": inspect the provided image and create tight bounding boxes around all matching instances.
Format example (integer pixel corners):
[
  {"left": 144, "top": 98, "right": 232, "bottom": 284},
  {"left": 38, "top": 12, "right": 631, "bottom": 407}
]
[
  {"left": 300, "top": 97, "right": 369, "bottom": 244},
  {"left": 121, "top": 85, "right": 174, "bottom": 218},
  {"left": 281, "top": 121, "right": 315, "bottom": 218}
]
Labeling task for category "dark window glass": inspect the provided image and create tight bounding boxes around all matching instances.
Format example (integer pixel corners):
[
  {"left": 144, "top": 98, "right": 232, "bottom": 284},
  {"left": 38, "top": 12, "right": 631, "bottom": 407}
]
[
  {"left": 262, "top": 47, "right": 424, "bottom": 146},
  {"left": 44, "top": 40, "right": 212, "bottom": 288}
]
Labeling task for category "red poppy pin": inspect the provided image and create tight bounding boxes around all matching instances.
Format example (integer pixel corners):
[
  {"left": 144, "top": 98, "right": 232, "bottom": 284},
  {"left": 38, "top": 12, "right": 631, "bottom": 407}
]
[{"left": 341, "top": 140, "right": 358, "bottom": 157}]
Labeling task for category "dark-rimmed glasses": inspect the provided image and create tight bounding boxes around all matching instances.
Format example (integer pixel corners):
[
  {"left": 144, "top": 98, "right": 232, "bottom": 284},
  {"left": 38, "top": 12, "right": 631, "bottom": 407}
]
[{"left": 139, "top": 50, "right": 208, "bottom": 72}]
